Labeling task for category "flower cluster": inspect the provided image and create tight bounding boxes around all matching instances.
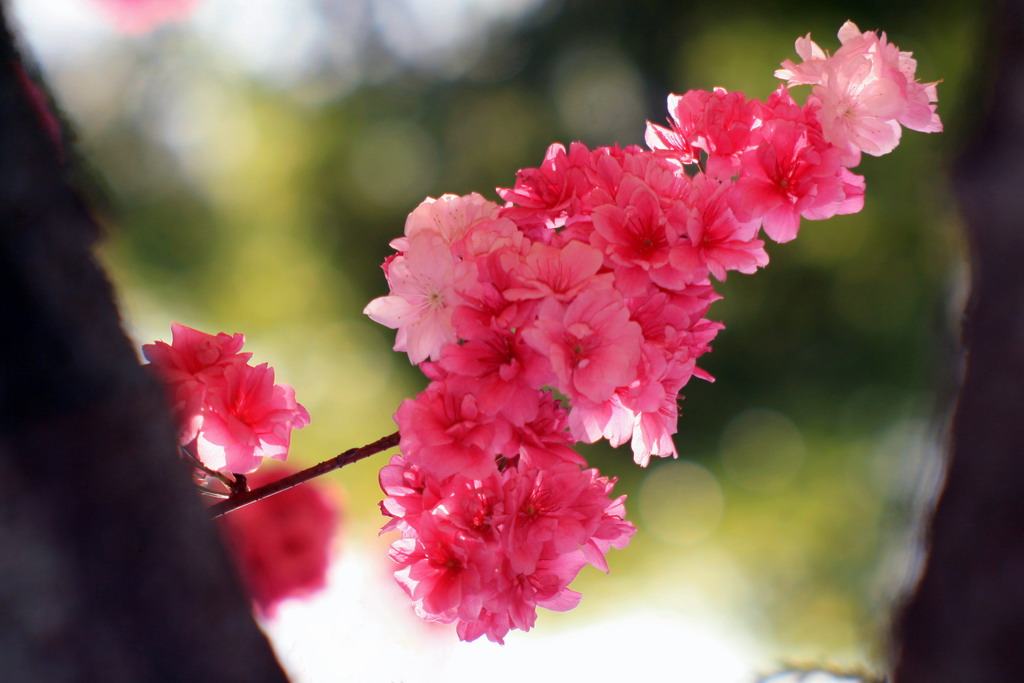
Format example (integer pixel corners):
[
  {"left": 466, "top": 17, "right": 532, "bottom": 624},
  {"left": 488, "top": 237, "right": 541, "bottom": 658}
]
[
  {"left": 144, "top": 323, "right": 310, "bottom": 474},
  {"left": 365, "top": 21, "right": 939, "bottom": 643}
]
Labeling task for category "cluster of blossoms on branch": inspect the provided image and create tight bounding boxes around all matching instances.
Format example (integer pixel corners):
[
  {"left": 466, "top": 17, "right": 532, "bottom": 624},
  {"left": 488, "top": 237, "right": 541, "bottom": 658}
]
[
  {"left": 364, "top": 21, "right": 939, "bottom": 643},
  {"left": 143, "top": 323, "right": 311, "bottom": 475},
  {"left": 144, "top": 325, "right": 333, "bottom": 615}
]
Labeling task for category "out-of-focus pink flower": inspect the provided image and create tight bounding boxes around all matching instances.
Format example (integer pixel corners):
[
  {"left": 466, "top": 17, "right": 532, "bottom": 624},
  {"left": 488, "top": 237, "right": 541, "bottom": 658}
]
[
  {"left": 88, "top": 0, "right": 201, "bottom": 35},
  {"left": 143, "top": 323, "right": 310, "bottom": 473},
  {"left": 219, "top": 467, "right": 339, "bottom": 618}
]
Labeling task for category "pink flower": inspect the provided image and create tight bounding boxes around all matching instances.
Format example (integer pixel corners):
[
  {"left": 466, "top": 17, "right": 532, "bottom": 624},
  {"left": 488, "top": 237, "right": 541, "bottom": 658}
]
[
  {"left": 439, "top": 327, "right": 551, "bottom": 425},
  {"left": 143, "top": 324, "right": 310, "bottom": 474},
  {"left": 379, "top": 453, "right": 635, "bottom": 643},
  {"left": 365, "top": 23, "right": 940, "bottom": 641},
  {"left": 218, "top": 467, "right": 338, "bottom": 618},
  {"left": 590, "top": 174, "right": 689, "bottom": 294},
  {"left": 88, "top": 0, "right": 201, "bottom": 34},
  {"left": 397, "top": 193, "right": 508, "bottom": 255},
  {"left": 674, "top": 173, "right": 768, "bottom": 281},
  {"left": 364, "top": 231, "right": 478, "bottom": 365},
  {"left": 645, "top": 89, "right": 711, "bottom": 165},
  {"left": 394, "top": 382, "right": 510, "bottom": 481},
  {"left": 523, "top": 290, "right": 642, "bottom": 404},
  {"left": 776, "top": 21, "right": 942, "bottom": 160},
  {"left": 497, "top": 142, "right": 595, "bottom": 231},
  {"left": 730, "top": 107, "right": 851, "bottom": 243},
  {"left": 193, "top": 362, "right": 309, "bottom": 474},
  {"left": 502, "top": 240, "right": 611, "bottom": 303},
  {"left": 391, "top": 518, "right": 496, "bottom": 624},
  {"left": 645, "top": 88, "right": 759, "bottom": 178}
]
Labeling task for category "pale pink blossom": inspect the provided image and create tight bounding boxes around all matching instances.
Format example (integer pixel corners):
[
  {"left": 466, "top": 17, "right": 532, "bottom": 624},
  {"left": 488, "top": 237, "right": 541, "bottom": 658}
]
[
  {"left": 397, "top": 193, "right": 507, "bottom": 255},
  {"left": 776, "top": 21, "right": 942, "bottom": 159},
  {"left": 364, "top": 231, "right": 478, "bottom": 365}
]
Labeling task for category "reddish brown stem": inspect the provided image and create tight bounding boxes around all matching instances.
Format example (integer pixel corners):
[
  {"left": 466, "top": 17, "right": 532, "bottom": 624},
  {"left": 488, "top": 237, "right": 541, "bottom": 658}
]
[{"left": 208, "top": 430, "right": 401, "bottom": 518}]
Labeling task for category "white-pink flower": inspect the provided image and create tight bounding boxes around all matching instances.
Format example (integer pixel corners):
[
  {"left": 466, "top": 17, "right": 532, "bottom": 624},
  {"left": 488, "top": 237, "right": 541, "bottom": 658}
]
[
  {"left": 776, "top": 20, "right": 942, "bottom": 160},
  {"left": 364, "top": 231, "right": 478, "bottom": 365}
]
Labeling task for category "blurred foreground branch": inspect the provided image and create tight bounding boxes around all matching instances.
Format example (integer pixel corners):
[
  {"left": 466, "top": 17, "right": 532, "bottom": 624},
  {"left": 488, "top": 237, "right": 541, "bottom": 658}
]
[{"left": 0, "top": 4, "right": 286, "bottom": 680}]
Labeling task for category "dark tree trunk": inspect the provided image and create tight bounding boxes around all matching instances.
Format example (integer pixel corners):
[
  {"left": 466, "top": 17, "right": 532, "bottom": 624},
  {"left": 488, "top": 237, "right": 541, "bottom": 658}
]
[
  {"left": 892, "top": 1, "right": 1024, "bottom": 680},
  {"left": 0, "top": 5, "right": 287, "bottom": 681}
]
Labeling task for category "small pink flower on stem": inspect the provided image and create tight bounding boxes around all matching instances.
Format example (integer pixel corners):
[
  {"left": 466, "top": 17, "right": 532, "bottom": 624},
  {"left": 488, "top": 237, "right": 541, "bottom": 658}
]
[{"left": 144, "top": 323, "right": 310, "bottom": 474}]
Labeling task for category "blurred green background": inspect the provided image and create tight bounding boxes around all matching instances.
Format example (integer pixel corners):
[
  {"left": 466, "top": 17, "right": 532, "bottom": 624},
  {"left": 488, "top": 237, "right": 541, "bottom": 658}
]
[{"left": 11, "top": 0, "right": 978, "bottom": 675}]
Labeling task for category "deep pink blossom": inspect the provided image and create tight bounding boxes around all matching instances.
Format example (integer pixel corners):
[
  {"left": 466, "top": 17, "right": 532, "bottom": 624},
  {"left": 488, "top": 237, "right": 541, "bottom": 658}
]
[
  {"left": 439, "top": 326, "right": 551, "bottom": 425},
  {"left": 730, "top": 113, "right": 849, "bottom": 243},
  {"left": 523, "top": 290, "right": 642, "bottom": 404},
  {"left": 590, "top": 174, "right": 690, "bottom": 293},
  {"left": 645, "top": 88, "right": 759, "bottom": 178},
  {"left": 193, "top": 361, "right": 308, "bottom": 474},
  {"left": 380, "top": 453, "right": 635, "bottom": 643},
  {"left": 498, "top": 142, "right": 595, "bottom": 231},
  {"left": 394, "top": 382, "right": 511, "bottom": 481},
  {"left": 674, "top": 173, "right": 768, "bottom": 280}
]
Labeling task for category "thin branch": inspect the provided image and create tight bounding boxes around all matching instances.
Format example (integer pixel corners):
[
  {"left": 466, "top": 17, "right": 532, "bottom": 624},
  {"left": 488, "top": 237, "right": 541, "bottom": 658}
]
[
  {"left": 181, "top": 445, "right": 238, "bottom": 492},
  {"left": 208, "top": 430, "right": 401, "bottom": 518}
]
